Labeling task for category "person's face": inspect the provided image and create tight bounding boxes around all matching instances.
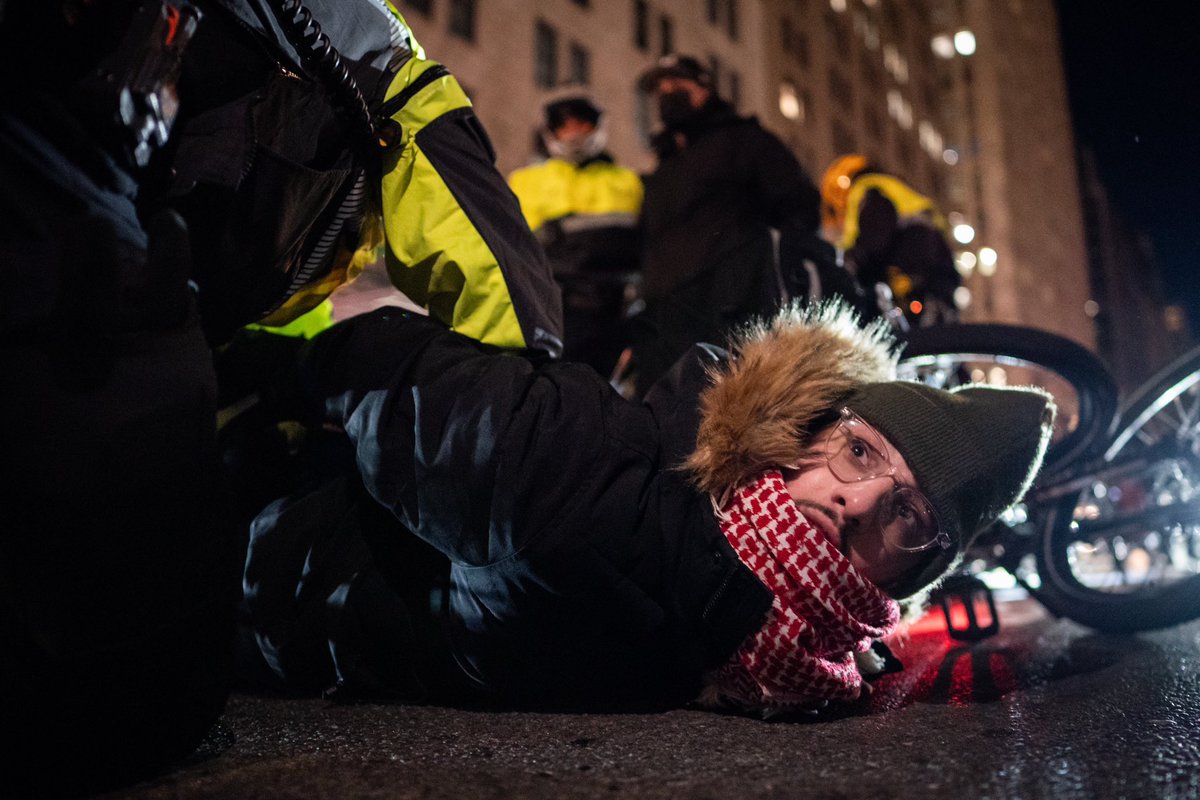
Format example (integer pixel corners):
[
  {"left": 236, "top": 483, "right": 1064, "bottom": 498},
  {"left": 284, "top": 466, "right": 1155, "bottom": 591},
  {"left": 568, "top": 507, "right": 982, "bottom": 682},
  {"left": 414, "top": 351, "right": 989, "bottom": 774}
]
[
  {"left": 783, "top": 415, "right": 937, "bottom": 592},
  {"left": 654, "top": 76, "right": 710, "bottom": 109},
  {"left": 550, "top": 116, "right": 596, "bottom": 144}
]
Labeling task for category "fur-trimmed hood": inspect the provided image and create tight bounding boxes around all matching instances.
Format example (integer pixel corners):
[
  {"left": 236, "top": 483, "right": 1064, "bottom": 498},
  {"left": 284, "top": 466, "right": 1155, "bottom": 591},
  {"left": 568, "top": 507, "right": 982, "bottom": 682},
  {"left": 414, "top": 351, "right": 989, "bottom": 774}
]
[{"left": 685, "top": 301, "right": 899, "bottom": 499}]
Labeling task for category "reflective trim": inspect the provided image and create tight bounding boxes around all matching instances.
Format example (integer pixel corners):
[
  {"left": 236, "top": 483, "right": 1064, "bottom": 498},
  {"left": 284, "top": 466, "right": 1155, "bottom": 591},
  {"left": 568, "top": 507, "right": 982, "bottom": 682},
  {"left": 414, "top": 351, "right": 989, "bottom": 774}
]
[{"left": 557, "top": 212, "right": 639, "bottom": 233}]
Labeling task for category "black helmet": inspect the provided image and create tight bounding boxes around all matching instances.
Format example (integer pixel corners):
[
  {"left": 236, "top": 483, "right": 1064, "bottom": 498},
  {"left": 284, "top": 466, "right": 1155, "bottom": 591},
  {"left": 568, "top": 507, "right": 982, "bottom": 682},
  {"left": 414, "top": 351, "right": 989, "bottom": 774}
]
[
  {"left": 544, "top": 95, "right": 602, "bottom": 132},
  {"left": 636, "top": 54, "right": 714, "bottom": 92}
]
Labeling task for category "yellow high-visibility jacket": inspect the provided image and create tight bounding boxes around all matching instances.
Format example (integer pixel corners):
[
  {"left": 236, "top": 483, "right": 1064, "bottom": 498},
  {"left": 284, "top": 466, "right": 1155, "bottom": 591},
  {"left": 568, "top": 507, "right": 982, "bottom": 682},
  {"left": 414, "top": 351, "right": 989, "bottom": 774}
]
[
  {"left": 247, "top": 2, "right": 562, "bottom": 355},
  {"left": 508, "top": 157, "right": 643, "bottom": 234}
]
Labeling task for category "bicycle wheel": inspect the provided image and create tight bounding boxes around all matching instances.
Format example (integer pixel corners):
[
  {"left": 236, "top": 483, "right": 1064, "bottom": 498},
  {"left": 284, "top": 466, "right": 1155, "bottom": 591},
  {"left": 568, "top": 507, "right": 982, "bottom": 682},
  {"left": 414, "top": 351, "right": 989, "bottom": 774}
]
[
  {"left": 897, "top": 324, "right": 1119, "bottom": 478},
  {"left": 1035, "top": 346, "right": 1200, "bottom": 632}
]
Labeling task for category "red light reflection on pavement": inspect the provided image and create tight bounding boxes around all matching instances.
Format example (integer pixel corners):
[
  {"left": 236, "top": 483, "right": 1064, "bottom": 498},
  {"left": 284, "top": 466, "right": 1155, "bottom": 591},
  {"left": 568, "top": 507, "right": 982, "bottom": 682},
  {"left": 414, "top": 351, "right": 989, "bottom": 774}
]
[{"left": 864, "top": 603, "right": 1024, "bottom": 712}]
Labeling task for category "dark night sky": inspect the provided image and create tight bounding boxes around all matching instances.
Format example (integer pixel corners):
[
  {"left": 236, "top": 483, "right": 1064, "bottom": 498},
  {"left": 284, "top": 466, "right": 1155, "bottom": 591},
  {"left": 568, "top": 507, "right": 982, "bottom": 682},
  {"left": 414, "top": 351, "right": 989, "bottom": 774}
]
[{"left": 1054, "top": 0, "right": 1200, "bottom": 335}]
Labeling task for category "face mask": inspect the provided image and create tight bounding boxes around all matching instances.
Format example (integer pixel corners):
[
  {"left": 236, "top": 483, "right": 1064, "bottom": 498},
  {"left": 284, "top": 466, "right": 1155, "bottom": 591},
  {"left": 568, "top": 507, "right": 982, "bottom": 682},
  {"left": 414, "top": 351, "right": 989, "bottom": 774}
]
[
  {"left": 543, "top": 122, "right": 608, "bottom": 164},
  {"left": 657, "top": 90, "right": 696, "bottom": 128}
]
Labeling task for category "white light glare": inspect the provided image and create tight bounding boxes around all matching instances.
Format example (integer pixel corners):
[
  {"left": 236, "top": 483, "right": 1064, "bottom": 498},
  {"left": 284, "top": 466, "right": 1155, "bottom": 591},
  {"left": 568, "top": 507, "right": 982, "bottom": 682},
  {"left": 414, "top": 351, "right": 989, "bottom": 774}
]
[
  {"left": 952, "top": 223, "right": 976, "bottom": 244},
  {"left": 954, "top": 29, "right": 977, "bottom": 56},
  {"left": 779, "top": 83, "right": 803, "bottom": 120},
  {"left": 931, "top": 34, "right": 955, "bottom": 59}
]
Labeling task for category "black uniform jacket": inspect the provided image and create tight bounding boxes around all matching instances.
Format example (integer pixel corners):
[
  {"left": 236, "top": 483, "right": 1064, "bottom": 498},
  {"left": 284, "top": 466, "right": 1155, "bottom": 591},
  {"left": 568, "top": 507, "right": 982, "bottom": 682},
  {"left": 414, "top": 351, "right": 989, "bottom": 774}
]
[
  {"left": 247, "top": 309, "right": 772, "bottom": 709},
  {"left": 639, "top": 100, "right": 821, "bottom": 305}
]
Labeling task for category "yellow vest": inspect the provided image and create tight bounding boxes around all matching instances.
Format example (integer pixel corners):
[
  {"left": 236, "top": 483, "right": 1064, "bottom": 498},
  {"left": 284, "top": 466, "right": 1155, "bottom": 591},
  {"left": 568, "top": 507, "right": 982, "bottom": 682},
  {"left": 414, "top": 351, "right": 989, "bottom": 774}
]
[
  {"left": 839, "top": 173, "right": 947, "bottom": 251},
  {"left": 507, "top": 158, "right": 643, "bottom": 233}
]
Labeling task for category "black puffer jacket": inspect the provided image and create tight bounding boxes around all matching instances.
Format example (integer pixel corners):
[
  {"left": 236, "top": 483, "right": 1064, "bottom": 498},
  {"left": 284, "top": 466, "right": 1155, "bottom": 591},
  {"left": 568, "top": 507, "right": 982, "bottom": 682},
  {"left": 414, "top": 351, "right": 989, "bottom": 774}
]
[{"left": 246, "top": 309, "right": 772, "bottom": 709}]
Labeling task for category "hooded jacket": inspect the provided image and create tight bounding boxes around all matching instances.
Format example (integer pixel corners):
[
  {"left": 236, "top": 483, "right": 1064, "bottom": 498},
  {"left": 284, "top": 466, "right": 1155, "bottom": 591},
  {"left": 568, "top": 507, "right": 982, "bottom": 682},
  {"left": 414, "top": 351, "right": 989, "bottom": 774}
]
[{"left": 243, "top": 301, "right": 899, "bottom": 708}]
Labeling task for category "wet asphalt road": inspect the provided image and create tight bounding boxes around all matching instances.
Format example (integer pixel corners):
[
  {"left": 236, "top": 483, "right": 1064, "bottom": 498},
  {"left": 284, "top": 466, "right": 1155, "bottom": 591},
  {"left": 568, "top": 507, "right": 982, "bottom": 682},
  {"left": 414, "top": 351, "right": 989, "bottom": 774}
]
[{"left": 100, "top": 598, "right": 1200, "bottom": 800}]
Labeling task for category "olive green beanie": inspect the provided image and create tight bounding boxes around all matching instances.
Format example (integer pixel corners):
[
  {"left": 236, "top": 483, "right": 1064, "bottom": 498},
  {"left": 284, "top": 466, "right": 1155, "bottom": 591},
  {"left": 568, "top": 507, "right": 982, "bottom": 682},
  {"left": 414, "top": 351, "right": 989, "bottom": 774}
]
[{"left": 842, "top": 381, "right": 1056, "bottom": 597}]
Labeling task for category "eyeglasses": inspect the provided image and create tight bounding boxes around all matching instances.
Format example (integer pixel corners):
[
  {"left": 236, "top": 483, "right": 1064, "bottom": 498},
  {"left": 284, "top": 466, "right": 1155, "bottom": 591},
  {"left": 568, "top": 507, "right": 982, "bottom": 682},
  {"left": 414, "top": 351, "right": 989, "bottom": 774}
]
[{"left": 824, "top": 408, "right": 951, "bottom": 553}]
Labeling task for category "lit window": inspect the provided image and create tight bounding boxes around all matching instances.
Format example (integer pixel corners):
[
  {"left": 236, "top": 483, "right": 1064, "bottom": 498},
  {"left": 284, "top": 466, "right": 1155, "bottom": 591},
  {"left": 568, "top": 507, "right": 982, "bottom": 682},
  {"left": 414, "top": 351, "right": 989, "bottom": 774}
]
[
  {"left": 953, "top": 223, "right": 976, "bottom": 244},
  {"left": 954, "top": 29, "right": 977, "bottom": 56},
  {"left": 882, "top": 44, "right": 907, "bottom": 82},
  {"left": 886, "top": 90, "right": 912, "bottom": 130},
  {"left": 954, "top": 286, "right": 972, "bottom": 310},
  {"left": 887, "top": 89, "right": 902, "bottom": 118},
  {"left": 943, "top": 148, "right": 960, "bottom": 165},
  {"left": 918, "top": 120, "right": 942, "bottom": 157},
  {"left": 864, "top": 21, "right": 880, "bottom": 50},
  {"left": 779, "top": 81, "right": 804, "bottom": 120},
  {"left": 931, "top": 34, "right": 955, "bottom": 59},
  {"left": 1084, "top": 300, "right": 1100, "bottom": 318},
  {"left": 956, "top": 251, "right": 977, "bottom": 276},
  {"left": 830, "top": 0, "right": 847, "bottom": 12},
  {"left": 978, "top": 246, "right": 998, "bottom": 267}
]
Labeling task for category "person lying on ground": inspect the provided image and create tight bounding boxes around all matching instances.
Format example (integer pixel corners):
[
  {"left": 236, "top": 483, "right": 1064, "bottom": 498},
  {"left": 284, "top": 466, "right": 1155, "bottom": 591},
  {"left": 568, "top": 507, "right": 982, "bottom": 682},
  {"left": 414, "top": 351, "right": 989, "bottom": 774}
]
[{"left": 237, "top": 299, "right": 1054, "bottom": 717}]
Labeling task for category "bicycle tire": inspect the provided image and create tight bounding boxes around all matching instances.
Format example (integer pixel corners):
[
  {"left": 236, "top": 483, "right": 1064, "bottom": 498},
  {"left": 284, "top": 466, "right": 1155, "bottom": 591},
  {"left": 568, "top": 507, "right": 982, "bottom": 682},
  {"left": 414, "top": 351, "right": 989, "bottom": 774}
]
[
  {"left": 897, "top": 323, "right": 1119, "bottom": 478},
  {"left": 1034, "top": 346, "right": 1200, "bottom": 632}
]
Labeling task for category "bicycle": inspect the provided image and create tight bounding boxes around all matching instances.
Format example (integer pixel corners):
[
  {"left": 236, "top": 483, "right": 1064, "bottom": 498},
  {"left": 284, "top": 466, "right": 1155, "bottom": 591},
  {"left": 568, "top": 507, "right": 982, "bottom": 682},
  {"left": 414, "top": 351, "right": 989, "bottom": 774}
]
[{"left": 898, "top": 317, "right": 1200, "bottom": 638}]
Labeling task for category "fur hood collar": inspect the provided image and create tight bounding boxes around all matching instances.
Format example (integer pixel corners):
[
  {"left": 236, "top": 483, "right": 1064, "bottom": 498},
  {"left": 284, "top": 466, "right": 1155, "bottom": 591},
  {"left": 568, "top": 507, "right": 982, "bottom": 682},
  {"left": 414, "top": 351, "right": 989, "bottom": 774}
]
[{"left": 685, "top": 301, "right": 899, "bottom": 499}]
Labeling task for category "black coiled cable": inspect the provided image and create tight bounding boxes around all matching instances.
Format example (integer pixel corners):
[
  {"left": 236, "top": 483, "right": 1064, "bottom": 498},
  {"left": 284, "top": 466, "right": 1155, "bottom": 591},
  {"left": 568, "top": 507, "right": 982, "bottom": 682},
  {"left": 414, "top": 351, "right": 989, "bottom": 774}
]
[{"left": 264, "top": 0, "right": 380, "bottom": 158}]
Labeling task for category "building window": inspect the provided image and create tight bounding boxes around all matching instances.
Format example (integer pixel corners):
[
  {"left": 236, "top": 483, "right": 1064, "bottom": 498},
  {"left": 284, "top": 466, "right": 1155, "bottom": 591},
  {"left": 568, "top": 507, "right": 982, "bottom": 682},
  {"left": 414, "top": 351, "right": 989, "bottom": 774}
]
[
  {"left": 535, "top": 20, "right": 558, "bottom": 88},
  {"left": 828, "top": 66, "right": 853, "bottom": 109},
  {"left": 633, "top": 0, "right": 649, "bottom": 51},
  {"left": 729, "top": 70, "right": 740, "bottom": 108},
  {"left": 709, "top": 55, "right": 721, "bottom": 91},
  {"left": 866, "top": 106, "right": 884, "bottom": 140},
  {"left": 796, "top": 30, "right": 810, "bottom": 67},
  {"left": 779, "top": 80, "right": 804, "bottom": 121},
  {"left": 571, "top": 0, "right": 590, "bottom": 7},
  {"left": 404, "top": 0, "right": 432, "bottom": 15},
  {"left": 833, "top": 116, "right": 857, "bottom": 152},
  {"left": 569, "top": 42, "right": 591, "bottom": 85},
  {"left": 707, "top": 0, "right": 720, "bottom": 24},
  {"left": 659, "top": 14, "right": 674, "bottom": 55},
  {"left": 727, "top": 0, "right": 739, "bottom": 39},
  {"left": 448, "top": 0, "right": 475, "bottom": 42},
  {"left": 782, "top": 18, "right": 811, "bottom": 67}
]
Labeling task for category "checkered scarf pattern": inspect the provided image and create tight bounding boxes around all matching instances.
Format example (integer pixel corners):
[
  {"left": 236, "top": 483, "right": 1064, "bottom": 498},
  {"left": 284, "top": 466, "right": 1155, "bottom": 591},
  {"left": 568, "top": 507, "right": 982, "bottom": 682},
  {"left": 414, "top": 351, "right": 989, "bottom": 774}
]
[{"left": 712, "top": 470, "right": 901, "bottom": 711}]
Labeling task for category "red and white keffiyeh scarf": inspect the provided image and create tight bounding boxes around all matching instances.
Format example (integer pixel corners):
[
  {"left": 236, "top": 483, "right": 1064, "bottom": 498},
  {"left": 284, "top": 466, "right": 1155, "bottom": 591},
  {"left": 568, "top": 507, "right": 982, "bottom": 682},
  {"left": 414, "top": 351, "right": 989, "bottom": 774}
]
[{"left": 709, "top": 470, "right": 901, "bottom": 712}]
